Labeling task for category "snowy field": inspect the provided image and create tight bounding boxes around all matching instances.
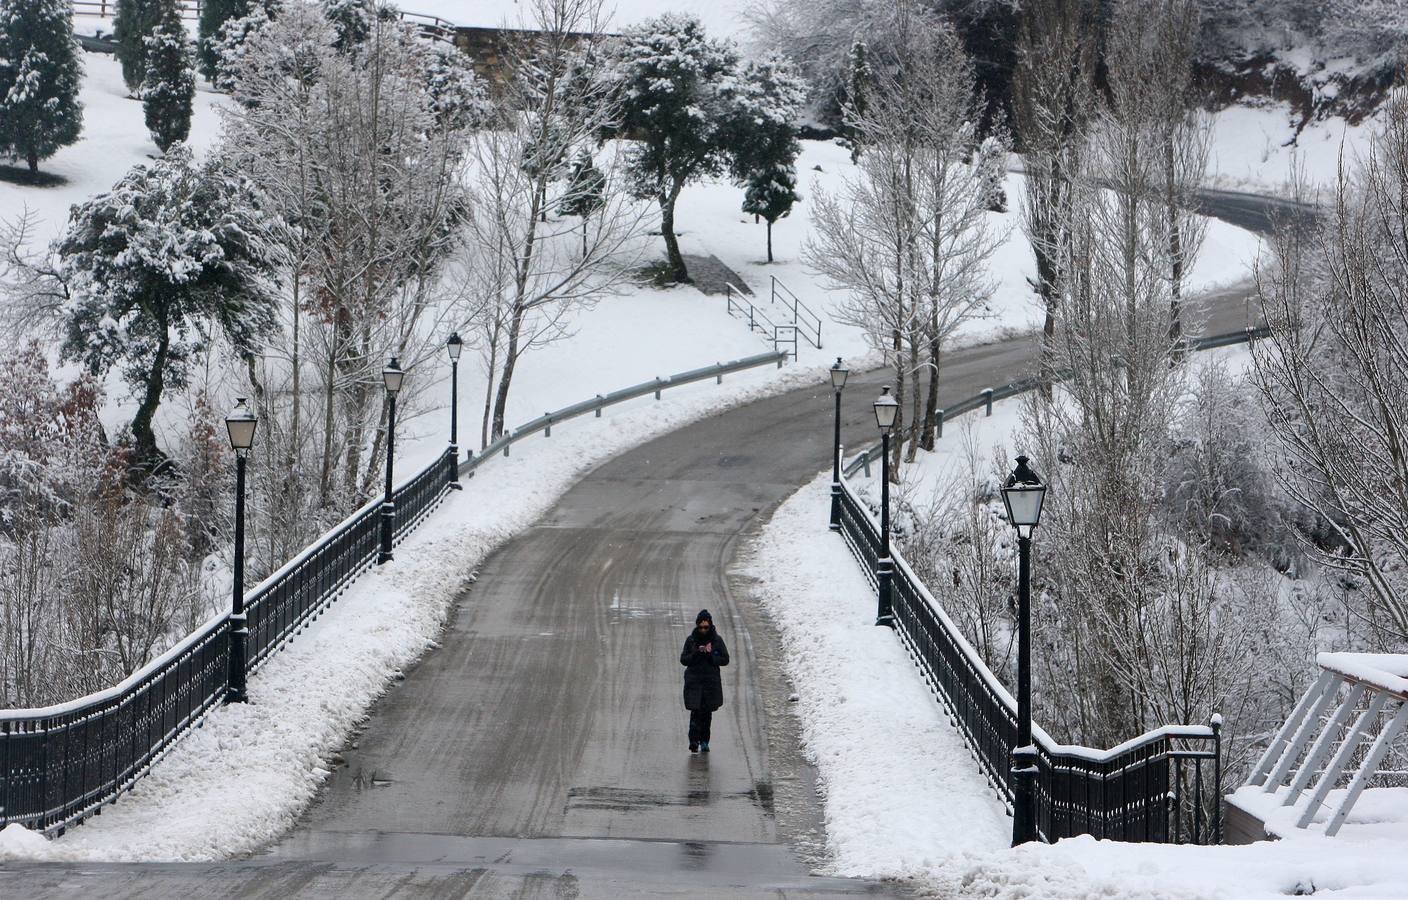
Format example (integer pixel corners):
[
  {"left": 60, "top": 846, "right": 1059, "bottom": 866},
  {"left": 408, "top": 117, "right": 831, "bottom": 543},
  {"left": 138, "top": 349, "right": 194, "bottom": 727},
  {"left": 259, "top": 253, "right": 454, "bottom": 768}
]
[
  {"left": 0, "top": 50, "right": 1265, "bottom": 477},
  {"left": 1206, "top": 102, "right": 1381, "bottom": 197}
]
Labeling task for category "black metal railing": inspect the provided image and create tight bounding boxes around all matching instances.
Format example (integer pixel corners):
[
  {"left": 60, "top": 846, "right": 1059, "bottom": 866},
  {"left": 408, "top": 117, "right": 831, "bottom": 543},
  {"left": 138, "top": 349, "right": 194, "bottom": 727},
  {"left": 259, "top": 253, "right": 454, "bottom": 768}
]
[
  {"left": 830, "top": 325, "right": 1266, "bottom": 844},
  {"left": 0, "top": 352, "right": 789, "bottom": 837},
  {"left": 837, "top": 482, "right": 1222, "bottom": 844},
  {"left": 0, "top": 447, "right": 456, "bottom": 836}
]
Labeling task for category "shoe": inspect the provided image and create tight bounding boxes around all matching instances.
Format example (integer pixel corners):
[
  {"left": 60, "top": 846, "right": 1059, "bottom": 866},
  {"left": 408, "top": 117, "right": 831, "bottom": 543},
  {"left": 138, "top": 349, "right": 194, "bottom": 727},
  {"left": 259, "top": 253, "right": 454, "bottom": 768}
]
[
  {"left": 689, "top": 741, "right": 698, "bottom": 753},
  {"left": 700, "top": 741, "right": 710, "bottom": 753}
]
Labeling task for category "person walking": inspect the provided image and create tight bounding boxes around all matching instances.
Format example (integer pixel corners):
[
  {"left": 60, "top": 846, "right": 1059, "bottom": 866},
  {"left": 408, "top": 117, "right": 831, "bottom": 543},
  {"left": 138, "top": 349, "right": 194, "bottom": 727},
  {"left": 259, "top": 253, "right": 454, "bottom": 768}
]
[{"left": 680, "top": 609, "right": 729, "bottom": 753}]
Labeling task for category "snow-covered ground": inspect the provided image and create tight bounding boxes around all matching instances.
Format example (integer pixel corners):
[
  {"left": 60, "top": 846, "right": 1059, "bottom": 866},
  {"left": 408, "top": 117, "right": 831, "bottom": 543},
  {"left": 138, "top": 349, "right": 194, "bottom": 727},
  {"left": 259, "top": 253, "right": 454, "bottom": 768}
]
[
  {"left": 738, "top": 475, "right": 1011, "bottom": 877},
  {"left": 845, "top": 346, "right": 1254, "bottom": 502},
  {"left": 742, "top": 470, "right": 1408, "bottom": 899},
  {"left": 2, "top": 49, "right": 1264, "bottom": 477},
  {"left": 1206, "top": 102, "right": 1381, "bottom": 197},
  {"left": 0, "top": 352, "right": 828, "bottom": 862}
]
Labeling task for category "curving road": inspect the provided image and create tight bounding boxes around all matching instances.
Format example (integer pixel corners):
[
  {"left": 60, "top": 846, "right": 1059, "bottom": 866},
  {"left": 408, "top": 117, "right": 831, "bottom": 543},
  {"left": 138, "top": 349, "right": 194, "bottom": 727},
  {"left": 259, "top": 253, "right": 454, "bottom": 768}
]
[{"left": 5, "top": 194, "right": 1288, "bottom": 898}]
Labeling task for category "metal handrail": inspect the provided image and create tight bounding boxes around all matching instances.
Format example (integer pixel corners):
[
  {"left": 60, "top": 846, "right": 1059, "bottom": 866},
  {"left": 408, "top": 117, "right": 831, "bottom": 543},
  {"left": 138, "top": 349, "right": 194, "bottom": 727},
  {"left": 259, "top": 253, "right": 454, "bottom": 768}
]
[
  {"left": 831, "top": 327, "right": 1264, "bottom": 843},
  {"left": 72, "top": 3, "right": 458, "bottom": 46},
  {"left": 0, "top": 446, "right": 456, "bottom": 835},
  {"left": 723, "top": 283, "right": 796, "bottom": 357},
  {"left": 462, "top": 349, "right": 789, "bottom": 469},
  {"left": 72, "top": 0, "right": 201, "bottom": 18},
  {"left": 770, "top": 275, "right": 823, "bottom": 349}
]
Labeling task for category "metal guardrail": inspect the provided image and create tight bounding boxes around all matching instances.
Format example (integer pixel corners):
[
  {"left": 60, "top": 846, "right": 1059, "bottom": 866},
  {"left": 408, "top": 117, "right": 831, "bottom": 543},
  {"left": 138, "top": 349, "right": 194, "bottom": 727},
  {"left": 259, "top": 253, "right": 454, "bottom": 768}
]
[
  {"left": 71, "top": 3, "right": 457, "bottom": 45},
  {"left": 73, "top": 0, "right": 201, "bottom": 18},
  {"left": 844, "top": 326, "right": 1271, "bottom": 478},
  {"left": 0, "top": 352, "right": 788, "bottom": 836},
  {"left": 462, "top": 350, "right": 789, "bottom": 469}
]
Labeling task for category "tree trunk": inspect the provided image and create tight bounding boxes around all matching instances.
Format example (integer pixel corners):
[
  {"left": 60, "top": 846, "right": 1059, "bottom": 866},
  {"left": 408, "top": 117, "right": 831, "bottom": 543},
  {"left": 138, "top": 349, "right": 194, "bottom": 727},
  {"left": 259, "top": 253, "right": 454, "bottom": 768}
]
[
  {"left": 131, "top": 324, "right": 170, "bottom": 476},
  {"left": 766, "top": 219, "right": 773, "bottom": 263},
  {"left": 660, "top": 188, "right": 689, "bottom": 283},
  {"left": 26, "top": 149, "right": 38, "bottom": 176},
  {"left": 490, "top": 309, "right": 526, "bottom": 441},
  {"left": 905, "top": 326, "right": 922, "bottom": 464},
  {"left": 1036, "top": 244, "right": 1058, "bottom": 401},
  {"left": 891, "top": 326, "right": 904, "bottom": 482},
  {"left": 1166, "top": 134, "right": 1183, "bottom": 352},
  {"left": 921, "top": 337, "right": 940, "bottom": 451},
  {"left": 582, "top": 217, "right": 588, "bottom": 258}
]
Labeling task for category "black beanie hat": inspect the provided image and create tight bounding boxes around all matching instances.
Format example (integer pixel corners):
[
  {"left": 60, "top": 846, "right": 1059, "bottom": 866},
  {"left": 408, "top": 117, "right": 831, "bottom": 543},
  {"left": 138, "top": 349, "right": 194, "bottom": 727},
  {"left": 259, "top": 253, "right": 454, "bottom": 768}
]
[{"left": 696, "top": 609, "right": 713, "bottom": 625}]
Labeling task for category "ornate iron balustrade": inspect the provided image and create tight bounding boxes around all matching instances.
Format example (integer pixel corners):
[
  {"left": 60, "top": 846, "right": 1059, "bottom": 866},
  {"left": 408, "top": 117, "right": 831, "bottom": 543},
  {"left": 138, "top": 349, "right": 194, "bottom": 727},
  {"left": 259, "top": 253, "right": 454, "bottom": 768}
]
[
  {"left": 830, "top": 325, "right": 1269, "bottom": 844},
  {"left": 0, "top": 352, "right": 788, "bottom": 836},
  {"left": 0, "top": 447, "right": 456, "bottom": 836},
  {"left": 836, "top": 481, "right": 1222, "bottom": 843}
]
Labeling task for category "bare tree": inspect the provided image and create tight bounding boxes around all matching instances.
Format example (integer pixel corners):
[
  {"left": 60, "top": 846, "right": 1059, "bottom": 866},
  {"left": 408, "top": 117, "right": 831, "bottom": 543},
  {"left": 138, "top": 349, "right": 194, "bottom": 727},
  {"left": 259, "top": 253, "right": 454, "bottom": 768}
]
[
  {"left": 807, "top": 4, "right": 1007, "bottom": 476},
  {"left": 219, "top": 3, "right": 472, "bottom": 521},
  {"left": 1251, "top": 86, "right": 1408, "bottom": 643},
  {"left": 1013, "top": 0, "right": 1097, "bottom": 396},
  {"left": 466, "top": 0, "right": 651, "bottom": 444},
  {"left": 1017, "top": 0, "right": 1199, "bottom": 744},
  {"left": 1147, "top": 0, "right": 1211, "bottom": 345}
]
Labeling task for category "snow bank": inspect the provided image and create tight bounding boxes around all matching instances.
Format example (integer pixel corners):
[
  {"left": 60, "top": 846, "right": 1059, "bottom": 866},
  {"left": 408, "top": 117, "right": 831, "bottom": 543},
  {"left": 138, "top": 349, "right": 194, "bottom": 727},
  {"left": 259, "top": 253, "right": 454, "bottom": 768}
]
[
  {"left": 743, "top": 477, "right": 1408, "bottom": 899},
  {"left": 0, "top": 356, "right": 829, "bottom": 862},
  {"left": 738, "top": 474, "right": 1010, "bottom": 877}
]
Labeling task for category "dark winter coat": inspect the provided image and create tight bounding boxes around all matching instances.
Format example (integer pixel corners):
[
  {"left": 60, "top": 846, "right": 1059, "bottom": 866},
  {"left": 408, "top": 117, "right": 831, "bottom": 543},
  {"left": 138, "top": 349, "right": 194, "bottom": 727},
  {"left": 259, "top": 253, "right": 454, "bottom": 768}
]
[{"left": 680, "top": 627, "right": 730, "bottom": 712}]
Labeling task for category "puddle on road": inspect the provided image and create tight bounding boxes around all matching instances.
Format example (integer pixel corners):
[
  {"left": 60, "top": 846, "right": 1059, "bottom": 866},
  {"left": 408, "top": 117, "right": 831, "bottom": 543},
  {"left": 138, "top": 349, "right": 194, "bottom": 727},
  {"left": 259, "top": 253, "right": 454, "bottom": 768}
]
[{"left": 563, "top": 785, "right": 771, "bottom": 813}]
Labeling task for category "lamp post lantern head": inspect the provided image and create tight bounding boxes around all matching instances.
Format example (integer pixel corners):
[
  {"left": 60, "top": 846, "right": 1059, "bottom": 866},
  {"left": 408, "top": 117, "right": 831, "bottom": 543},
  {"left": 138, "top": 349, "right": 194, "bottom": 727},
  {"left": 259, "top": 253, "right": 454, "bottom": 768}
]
[
  {"left": 446, "top": 332, "right": 463, "bottom": 363},
  {"left": 383, "top": 357, "right": 405, "bottom": 396},
  {"left": 873, "top": 385, "right": 899, "bottom": 435},
  {"left": 830, "top": 357, "right": 849, "bottom": 391},
  {"left": 1002, "top": 454, "right": 1046, "bottom": 538},
  {"left": 225, "top": 398, "right": 258, "bottom": 454}
]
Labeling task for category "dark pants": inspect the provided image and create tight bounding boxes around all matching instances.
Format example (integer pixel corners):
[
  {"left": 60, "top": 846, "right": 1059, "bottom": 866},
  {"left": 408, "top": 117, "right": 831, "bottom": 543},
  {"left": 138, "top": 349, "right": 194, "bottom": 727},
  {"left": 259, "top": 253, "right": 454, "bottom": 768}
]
[{"left": 688, "top": 709, "right": 713, "bottom": 744}]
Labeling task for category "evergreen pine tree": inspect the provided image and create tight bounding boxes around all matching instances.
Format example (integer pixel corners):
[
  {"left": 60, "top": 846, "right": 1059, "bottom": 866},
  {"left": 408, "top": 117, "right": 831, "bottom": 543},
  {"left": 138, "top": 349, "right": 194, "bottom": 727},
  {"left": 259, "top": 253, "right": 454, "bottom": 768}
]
[
  {"left": 742, "top": 166, "right": 800, "bottom": 264},
  {"left": 198, "top": 0, "right": 254, "bottom": 81},
  {"left": 557, "top": 147, "right": 606, "bottom": 257},
  {"left": 842, "top": 40, "right": 871, "bottom": 163},
  {"left": 0, "top": 0, "right": 84, "bottom": 176},
  {"left": 142, "top": 1, "right": 195, "bottom": 152},
  {"left": 731, "top": 53, "right": 806, "bottom": 264},
  {"left": 114, "top": 0, "right": 163, "bottom": 93}
]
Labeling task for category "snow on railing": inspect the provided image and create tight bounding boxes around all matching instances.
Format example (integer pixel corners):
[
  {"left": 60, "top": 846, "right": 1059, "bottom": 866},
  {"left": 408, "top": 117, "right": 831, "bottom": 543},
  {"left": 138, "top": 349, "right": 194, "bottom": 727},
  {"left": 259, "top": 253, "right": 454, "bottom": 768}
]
[
  {"left": 1239, "top": 653, "right": 1408, "bottom": 840},
  {"left": 0, "top": 350, "right": 789, "bottom": 836},
  {"left": 831, "top": 325, "right": 1268, "bottom": 844}
]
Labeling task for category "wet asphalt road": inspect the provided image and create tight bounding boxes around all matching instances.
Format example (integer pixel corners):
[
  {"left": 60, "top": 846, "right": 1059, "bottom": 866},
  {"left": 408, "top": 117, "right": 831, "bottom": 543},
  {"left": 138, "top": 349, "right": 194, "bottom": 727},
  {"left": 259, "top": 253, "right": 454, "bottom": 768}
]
[{"left": 2, "top": 193, "right": 1286, "bottom": 899}]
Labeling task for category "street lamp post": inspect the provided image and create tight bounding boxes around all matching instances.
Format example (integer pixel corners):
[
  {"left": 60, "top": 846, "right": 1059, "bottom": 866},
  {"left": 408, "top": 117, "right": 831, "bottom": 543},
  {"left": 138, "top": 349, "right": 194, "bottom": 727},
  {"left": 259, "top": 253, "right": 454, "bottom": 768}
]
[
  {"left": 873, "top": 386, "right": 899, "bottom": 627},
  {"left": 447, "top": 333, "right": 463, "bottom": 490},
  {"left": 379, "top": 357, "right": 405, "bottom": 565},
  {"left": 829, "top": 357, "right": 849, "bottom": 531},
  {"left": 1001, "top": 454, "right": 1047, "bottom": 846},
  {"left": 224, "top": 398, "right": 258, "bottom": 704}
]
